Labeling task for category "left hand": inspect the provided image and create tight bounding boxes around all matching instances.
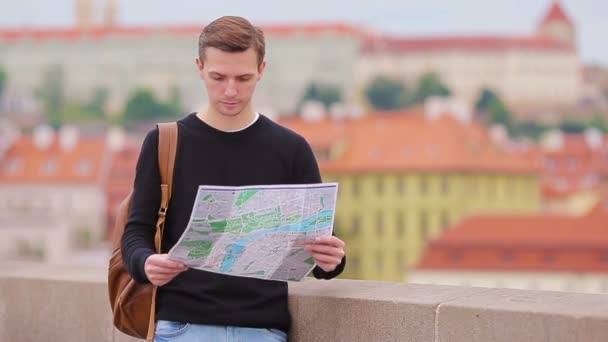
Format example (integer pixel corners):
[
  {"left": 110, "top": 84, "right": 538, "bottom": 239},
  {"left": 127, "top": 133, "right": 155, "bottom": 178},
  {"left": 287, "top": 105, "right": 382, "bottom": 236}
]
[{"left": 304, "top": 236, "right": 346, "bottom": 272}]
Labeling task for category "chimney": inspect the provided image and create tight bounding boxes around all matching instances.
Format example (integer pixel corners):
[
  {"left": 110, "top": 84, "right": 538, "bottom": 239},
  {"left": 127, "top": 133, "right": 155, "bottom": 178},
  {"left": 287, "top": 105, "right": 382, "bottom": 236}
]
[
  {"left": 59, "top": 125, "right": 79, "bottom": 151},
  {"left": 33, "top": 125, "right": 55, "bottom": 150},
  {"left": 584, "top": 128, "right": 603, "bottom": 150},
  {"left": 300, "top": 101, "right": 325, "bottom": 122},
  {"left": 104, "top": 0, "right": 118, "bottom": 27},
  {"left": 106, "top": 126, "right": 126, "bottom": 152},
  {"left": 75, "top": 0, "right": 95, "bottom": 29},
  {"left": 542, "top": 129, "right": 564, "bottom": 151},
  {"left": 0, "top": 119, "right": 20, "bottom": 158},
  {"left": 424, "top": 96, "right": 471, "bottom": 124},
  {"left": 490, "top": 124, "right": 509, "bottom": 146}
]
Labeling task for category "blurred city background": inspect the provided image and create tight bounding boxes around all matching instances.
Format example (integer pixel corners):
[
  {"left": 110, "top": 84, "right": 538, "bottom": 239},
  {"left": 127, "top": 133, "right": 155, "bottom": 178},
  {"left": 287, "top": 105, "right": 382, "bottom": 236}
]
[{"left": 0, "top": 0, "right": 607, "bottom": 294}]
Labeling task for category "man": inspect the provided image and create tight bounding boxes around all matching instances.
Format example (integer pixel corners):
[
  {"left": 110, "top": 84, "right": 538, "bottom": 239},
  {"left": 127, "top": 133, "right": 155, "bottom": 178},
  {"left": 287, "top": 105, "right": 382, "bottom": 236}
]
[{"left": 122, "top": 16, "right": 346, "bottom": 341}]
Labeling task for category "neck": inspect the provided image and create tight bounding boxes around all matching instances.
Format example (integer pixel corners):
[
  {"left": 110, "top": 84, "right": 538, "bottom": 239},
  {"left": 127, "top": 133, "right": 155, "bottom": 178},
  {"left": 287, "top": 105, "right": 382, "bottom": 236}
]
[{"left": 196, "top": 105, "right": 257, "bottom": 132}]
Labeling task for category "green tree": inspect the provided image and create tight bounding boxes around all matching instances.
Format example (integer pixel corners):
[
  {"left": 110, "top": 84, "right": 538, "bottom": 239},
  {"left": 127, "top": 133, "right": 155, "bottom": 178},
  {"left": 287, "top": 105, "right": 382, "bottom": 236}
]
[
  {"left": 365, "top": 76, "right": 409, "bottom": 111},
  {"left": 298, "top": 82, "right": 342, "bottom": 111},
  {"left": 123, "top": 88, "right": 175, "bottom": 123},
  {"left": 512, "top": 120, "right": 549, "bottom": 141},
  {"left": 84, "top": 86, "right": 109, "bottom": 118},
  {"left": 35, "top": 64, "right": 65, "bottom": 128},
  {"left": 411, "top": 72, "right": 451, "bottom": 104},
  {"left": 559, "top": 118, "right": 587, "bottom": 133},
  {"left": 0, "top": 66, "right": 6, "bottom": 100},
  {"left": 167, "top": 85, "right": 184, "bottom": 115},
  {"left": 588, "top": 112, "right": 608, "bottom": 133},
  {"left": 475, "top": 88, "right": 513, "bottom": 132}
]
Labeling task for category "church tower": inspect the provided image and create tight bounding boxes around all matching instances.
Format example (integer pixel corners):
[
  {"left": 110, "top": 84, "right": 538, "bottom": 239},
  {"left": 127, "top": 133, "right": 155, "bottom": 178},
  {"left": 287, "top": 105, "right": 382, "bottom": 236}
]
[{"left": 537, "top": 0, "right": 576, "bottom": 46}]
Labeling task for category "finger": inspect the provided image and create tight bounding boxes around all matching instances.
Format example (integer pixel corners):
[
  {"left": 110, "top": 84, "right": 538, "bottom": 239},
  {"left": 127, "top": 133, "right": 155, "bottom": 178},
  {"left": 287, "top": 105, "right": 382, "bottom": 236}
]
[
  {"left": 314, "top": 236, "right": 345, "bottom": 248},
  {"left": 147, "top": 267, "right": 185, "bottom": 276},
  {"left": 315, "top": 261, "right": 336, "bottom": 272},
  {"left": 310, "top": 253, "right": 342, "bottom": 265},
  {"left": 305, "top": 244, "right": 344, "bottom": 257},
  {"left": 150, "top": 256, "right": 187, "bottom": 270}
]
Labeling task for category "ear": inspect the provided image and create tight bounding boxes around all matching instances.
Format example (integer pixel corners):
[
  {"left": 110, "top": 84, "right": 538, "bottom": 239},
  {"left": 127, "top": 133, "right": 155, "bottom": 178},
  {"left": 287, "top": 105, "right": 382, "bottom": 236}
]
[
  {"left": 257, "top": 61, "right": 266, "bottom": 81},
  {"left": 195, "top": 57, "right": 205, "bottom": 80}
]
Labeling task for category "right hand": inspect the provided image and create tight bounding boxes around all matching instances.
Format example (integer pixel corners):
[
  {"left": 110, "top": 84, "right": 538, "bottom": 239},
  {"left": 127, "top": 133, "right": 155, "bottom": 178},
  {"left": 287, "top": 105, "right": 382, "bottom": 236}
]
[{"left": 144, "top": 254, "right": 188, "bottom": 286}]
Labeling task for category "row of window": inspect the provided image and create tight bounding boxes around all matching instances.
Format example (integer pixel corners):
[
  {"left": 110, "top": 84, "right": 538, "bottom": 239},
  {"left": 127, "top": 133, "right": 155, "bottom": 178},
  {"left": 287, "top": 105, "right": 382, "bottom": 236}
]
[
  {"left": 3, "top": 158, "right": 93, "bottom": 176},
  {"left": 330, "top": 175, "right": 534, "bottom": 199},
  {"left": 347, "top": 252, "right": 408, "bottom": 274},
  {"left": 336, "top": 210, "right": 451, "bottom": 241}
]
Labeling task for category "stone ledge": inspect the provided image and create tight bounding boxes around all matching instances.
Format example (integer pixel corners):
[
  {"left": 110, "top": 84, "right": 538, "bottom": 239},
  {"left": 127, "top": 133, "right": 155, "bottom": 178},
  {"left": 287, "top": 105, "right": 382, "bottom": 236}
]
[{"left": 1, "top": 264, "right": 607, "bottom": 342}]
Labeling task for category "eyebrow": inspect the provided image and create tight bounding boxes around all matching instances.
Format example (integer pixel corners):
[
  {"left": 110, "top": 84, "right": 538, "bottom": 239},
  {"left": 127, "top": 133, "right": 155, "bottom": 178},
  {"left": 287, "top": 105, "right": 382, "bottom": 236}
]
[{"left": 208, "top": 71, "right": 254, "bottom": 78}]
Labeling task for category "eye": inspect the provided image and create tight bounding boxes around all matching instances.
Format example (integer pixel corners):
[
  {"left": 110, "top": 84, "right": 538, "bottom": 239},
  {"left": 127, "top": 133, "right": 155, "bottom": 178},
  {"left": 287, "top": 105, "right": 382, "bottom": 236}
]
[{"left": 238, "top": 76, "right": 252, "bottom": 82}]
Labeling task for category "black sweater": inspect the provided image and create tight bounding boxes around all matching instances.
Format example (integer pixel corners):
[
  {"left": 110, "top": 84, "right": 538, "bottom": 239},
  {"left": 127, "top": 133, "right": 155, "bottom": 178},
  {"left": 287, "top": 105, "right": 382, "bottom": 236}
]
[{"left": 121, "top": 113, "right": 345, "bottom": 331}]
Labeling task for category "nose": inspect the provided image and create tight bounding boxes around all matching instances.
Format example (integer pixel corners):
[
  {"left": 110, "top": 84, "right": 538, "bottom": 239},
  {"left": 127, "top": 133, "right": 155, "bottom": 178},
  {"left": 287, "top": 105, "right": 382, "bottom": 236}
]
[{"left": 224, "top": 80, "right": 237, "bottom": 97}]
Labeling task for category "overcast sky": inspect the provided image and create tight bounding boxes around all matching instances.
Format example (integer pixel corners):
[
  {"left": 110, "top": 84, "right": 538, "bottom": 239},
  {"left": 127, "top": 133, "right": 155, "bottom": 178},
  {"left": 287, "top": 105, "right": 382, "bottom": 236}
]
[{"left": 1, "top": 0, "right": 606, "bottom": 65}]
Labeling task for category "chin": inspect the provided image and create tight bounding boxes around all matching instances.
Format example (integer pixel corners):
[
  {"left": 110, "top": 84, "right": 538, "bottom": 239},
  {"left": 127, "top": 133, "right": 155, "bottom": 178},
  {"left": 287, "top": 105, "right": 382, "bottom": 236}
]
[{"left": 218, "top": 110, "right": 243, "bottom": 117}]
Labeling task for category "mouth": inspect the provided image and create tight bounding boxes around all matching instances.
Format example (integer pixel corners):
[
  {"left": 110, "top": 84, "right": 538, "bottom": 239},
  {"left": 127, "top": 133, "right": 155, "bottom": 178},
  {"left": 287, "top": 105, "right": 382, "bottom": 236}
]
[{"left": 221, "top": 101, "right": 239, "bottom": 106}]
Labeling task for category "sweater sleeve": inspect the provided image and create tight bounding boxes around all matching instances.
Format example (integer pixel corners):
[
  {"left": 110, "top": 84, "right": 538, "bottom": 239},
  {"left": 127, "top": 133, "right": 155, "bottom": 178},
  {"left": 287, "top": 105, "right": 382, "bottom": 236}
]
[
  {"left": 121, "top": 127, "right": 161, "bottom": 284},
  {"left": 292, "top": 136, "right": 346, "bottom": 280}
]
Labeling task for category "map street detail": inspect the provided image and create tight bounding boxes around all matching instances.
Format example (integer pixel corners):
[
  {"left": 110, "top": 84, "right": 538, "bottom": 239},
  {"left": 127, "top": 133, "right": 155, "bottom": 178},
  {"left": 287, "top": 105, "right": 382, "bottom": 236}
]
[{"left": 168, "top": 183, "right": 338, "bottom": 282}]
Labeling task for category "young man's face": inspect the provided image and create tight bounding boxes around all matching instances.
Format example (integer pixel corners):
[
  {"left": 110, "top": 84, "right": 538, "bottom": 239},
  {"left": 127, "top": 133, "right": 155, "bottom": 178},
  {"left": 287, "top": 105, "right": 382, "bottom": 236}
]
[{"left": 196, "top": 47, "right": 266, "bottom": 117}]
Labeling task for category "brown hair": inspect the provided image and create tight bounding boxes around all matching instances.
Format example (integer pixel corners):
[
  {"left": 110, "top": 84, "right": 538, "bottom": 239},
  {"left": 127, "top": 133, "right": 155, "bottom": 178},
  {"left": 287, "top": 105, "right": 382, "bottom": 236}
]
[{"left": 198, "top": 16, "right": 266, "bottom": 66}]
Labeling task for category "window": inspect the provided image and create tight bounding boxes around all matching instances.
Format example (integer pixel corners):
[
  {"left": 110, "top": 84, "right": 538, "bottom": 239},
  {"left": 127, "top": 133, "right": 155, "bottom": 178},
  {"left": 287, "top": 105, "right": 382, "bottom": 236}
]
[
  {"left": 349, "top": 257, "right": 360, "bottom": 273},
  {"left": 396, "top": 176, "right": 406, "bottom": 195},
  {"left": 501, "top": 251, "right": 515, "bottom": 263},
  {"left": 396, "top": 211, "right": 405, "bottom": 238},
  {"left": 4, "top": 159, "right": 22, "bottom": 174},
  {"left": 376, "top": 177, "right": 384, "bottom": 196},
  {"left": 419, "top": 176, "right": 429, "bottom": 195},
  {"left": 76, "top": 159, "right": 93, "bottom": 175},
  {"left": 352, "top": 177, "right": 360, "bottom": 197},
  {"left": 441, "top": 175, "right": 449, "bottom": 195},
  {"left": 440, "top": 211, "right": 450, "bottom": 229},
  {"left": 376, "top": 211, "right": 384, "bottom": 235},
  {"left": 43, "top": 160, "right": 58, "bottom": 175},
  {"left": 352, "top": 216, "right": 361, "bottom": 236},
  {"left": 419, "top": 211, "right": 429, "bottom": 241},
  {"left": 396, "top": 250, "right": 405, "bottom": 271},
  {"left": 543, "top": 253, "right": 557, "bottom": 264},
  {"left": 449, "top": 250, "right": 463, "bottom": 262},
  {"left": 375, "top": 250, "right": 384, "bottom": 270}
]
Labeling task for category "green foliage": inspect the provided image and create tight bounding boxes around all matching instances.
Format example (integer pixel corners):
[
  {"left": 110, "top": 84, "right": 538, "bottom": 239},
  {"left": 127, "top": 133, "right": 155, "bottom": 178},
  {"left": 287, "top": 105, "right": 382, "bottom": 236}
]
[
  {"left": 84, "top": 86, "right": 109, "bottom": 117},
  {"left": 411, "top": 72, "right": 451, "bottom": 104},
  {"left": 588, "top": 112, "right": 608, "bottom": 133},
  {"left": 0, "top": 66, "right": 6, "bottom": 99},
  {"left": 365, "top": 76, "right": 409, "bottom": 111},
  {"left": 511, "top": 121, "right": 549, "bottom": 141},
  {"left": 475, "top": 88, "right": 513, "bottom": 131},
  {"left": 558, "top": 118, "right": 588, "bottom": 133},
  {"left": 298, "top": 82, "right": 342, "bottom": 111},
  {"left": 35, "top": 64, "right": 65, "bottom": 128},
  {"left": 122, "top": 87, "right": 180, "bottom": 123}
]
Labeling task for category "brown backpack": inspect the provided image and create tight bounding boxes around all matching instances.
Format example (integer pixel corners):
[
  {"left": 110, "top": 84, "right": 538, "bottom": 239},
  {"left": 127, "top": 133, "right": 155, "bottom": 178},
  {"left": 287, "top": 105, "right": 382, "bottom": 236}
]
[{"left": 108, "top": 122, "right": 178, "bottom": 341}]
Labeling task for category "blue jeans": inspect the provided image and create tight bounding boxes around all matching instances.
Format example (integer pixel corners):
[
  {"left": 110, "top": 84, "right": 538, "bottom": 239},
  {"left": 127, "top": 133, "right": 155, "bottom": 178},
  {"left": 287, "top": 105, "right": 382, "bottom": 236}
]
[{"left": 154, "top": 320, "right": 288, "bottom": 342}]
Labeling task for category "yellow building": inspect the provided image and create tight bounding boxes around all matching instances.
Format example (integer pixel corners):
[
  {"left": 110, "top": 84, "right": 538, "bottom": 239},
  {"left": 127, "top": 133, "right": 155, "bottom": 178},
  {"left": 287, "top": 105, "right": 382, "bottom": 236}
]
[{"left": 281, "top": 108, "right": 541, "bottom": 281}]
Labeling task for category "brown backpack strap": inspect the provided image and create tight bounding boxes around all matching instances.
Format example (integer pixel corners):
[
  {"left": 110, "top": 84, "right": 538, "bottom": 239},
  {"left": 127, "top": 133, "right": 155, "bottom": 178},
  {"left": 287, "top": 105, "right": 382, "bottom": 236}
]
[
  {"left": 147, "top": 121, "right": 178, "bottom": 341},
  {"left": 155, "top": 122, "right": 178, "bottom": 252}
]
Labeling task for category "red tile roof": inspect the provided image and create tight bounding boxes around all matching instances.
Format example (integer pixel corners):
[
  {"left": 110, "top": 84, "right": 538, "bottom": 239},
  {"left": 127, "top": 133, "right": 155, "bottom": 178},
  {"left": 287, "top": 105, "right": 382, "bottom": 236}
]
[
  {"left": 541, "top": 133, "right": 608, "bottom": 199},
  {"left": 0, "top": 23, "right": 364, "bottom": 42},
  {"left": 0, "top": 136, "right": 108, "bottom": 184},
  {"left": 280, "top": 111, "right": 541, "bottom": 174},
  {"left": 540, "top": 1, "right": 573, "bottom": 26},
  {"left": 416, "top": 197, "right": 608, "bottom": 272},
  {"left": 362, "top": 35, "right": 573, "bottom": 54}
]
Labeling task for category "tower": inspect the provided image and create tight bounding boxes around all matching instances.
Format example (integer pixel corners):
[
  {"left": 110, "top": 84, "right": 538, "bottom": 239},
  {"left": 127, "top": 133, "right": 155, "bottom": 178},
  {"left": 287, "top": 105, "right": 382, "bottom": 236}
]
[
  {"left": 537, "top": 0, "right": 576, "bottom": 46},
  {"left": 104, "top": 0, "right": 118, "bottom": 27},
  {"left": 75, "top": 0, "right": 95, "bottom": 29}
]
